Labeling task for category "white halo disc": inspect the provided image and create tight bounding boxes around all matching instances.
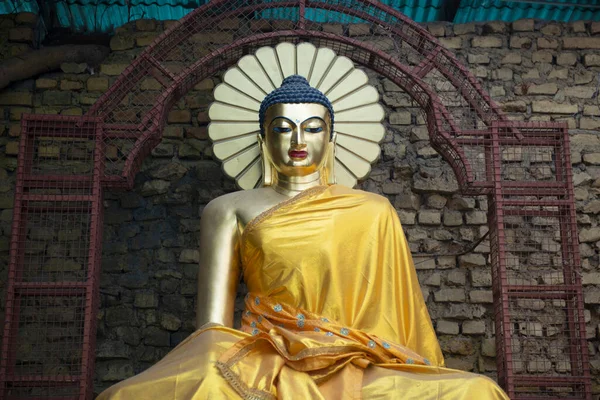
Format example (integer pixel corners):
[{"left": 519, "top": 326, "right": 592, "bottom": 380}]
[{"left": 208, "top": 43, "right": 385, "bottom": 189}]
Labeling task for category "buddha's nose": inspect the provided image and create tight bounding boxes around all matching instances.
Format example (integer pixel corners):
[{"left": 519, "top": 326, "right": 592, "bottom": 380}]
[{"left": 291, "top": 128, "right": 305, "bottom": 147}]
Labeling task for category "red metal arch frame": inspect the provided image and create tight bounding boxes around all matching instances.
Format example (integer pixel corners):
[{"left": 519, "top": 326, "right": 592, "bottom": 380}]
[{"left": 0, "top": 0, "right": 591, "bottom": 399}]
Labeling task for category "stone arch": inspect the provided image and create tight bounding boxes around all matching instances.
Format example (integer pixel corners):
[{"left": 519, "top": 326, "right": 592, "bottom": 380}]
[{"left": 0, "top": 1, "right": 591, "bottom": 399}]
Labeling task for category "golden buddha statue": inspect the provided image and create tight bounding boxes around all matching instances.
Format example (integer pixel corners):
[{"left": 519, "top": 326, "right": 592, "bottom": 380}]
[{"left": 98, "top": 45, "right": 509, "bottom": 400}]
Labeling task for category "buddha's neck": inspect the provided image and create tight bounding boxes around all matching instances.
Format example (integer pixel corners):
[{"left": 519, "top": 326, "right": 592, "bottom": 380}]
[{"left": 272, "top": 171, "right": 324, "bottom": 197}]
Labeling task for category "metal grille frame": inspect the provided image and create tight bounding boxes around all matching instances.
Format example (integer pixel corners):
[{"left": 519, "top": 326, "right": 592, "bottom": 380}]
[{"left": 0, "top": 1, "right": 592, "bottom": 399}]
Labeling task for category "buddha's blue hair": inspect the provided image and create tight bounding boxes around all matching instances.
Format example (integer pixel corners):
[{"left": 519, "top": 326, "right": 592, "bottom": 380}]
[{"left": 259, "top": 75, "right": 334, "bottom": 137}]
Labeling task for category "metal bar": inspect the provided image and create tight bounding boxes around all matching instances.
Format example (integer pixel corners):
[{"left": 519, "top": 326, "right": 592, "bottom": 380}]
[
  {"left": 79, "top": 123, "right": 105, "bottom": 399},
  {"left": 0, "top": 121, "right": 32, "bottom": 395},
  {"left": 502, "top": 199, "right": 571, "bottom": 207},
  {"left": 559, "top": 127, "right": 592, "bottom": 397},
  {"left": 298, "top": 0, "right": 306, "bottom": 30},
  {"left": 21, "top": 194, "right": 94, "bottom": 202},
  {"left": 503, "top": 209, "right": 562, "bottom": 217},
  {"left": 490, "top": 121, "right": 514, "bottom": 397},
  {"left": 412, "top": 46, "right": 440, "bottom": 78}
]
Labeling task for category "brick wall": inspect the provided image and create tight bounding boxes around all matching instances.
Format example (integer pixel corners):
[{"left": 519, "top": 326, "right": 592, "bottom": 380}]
[{"left": 1, "top": 12, "right": 600, "bottom": 396}]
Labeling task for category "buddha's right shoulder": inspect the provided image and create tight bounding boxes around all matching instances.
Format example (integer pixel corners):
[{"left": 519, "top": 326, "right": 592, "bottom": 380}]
[
  {"left": 203, "top": 192, "right": 241, "bottom": 220},
  {"left": 203, "top": 188, "right": 269, "bottom": 217}
]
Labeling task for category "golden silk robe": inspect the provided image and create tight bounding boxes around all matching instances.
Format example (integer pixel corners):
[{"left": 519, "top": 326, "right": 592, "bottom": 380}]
[{"left": 98, "top": 185, "right": 509, "bottom": 400}]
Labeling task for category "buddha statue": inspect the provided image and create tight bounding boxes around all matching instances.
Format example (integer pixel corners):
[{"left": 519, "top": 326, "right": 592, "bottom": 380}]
[{"left": 98, "top": 73, "right": 509, "bottom": 399}]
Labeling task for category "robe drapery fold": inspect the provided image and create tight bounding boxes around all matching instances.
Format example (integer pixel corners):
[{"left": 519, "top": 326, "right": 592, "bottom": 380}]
[{"left": 98, "top": 185, "right": 509, "bottom": 400}]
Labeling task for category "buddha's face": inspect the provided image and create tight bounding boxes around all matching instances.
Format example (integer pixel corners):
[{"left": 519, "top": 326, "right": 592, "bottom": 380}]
[{"left": 264, "top": 103, "right": 331, "bottom": 177}]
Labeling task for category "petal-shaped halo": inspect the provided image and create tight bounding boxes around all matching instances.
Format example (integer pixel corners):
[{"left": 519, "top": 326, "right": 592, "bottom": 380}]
[{"left": 208, "top": 42, "right": 385, "bottom": 189}]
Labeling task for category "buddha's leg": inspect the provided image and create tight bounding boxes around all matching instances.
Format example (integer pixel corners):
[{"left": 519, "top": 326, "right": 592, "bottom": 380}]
[
  {"left": 362, "top": 364, "right": 509, "bottom": 400},
  {"left": 97, "top": 327, "right": 247, "bottom": 400}
]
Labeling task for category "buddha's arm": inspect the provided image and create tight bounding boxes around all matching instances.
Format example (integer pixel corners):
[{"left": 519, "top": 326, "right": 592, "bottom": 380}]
[{"left": 196, "top": 199, "right": 241, "bottom": 329}]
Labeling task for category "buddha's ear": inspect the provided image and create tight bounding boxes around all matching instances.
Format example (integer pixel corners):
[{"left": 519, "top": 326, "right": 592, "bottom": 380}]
[
  {"left": 326, "top": 132, "right": 337, "bottom": 185},
  {"left": 258, "top": 134, "right": 273, "bottom": 187}
]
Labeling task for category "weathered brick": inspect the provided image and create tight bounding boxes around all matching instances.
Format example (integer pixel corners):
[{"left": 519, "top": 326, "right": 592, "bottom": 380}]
[
  {"left": 584, "top": 54, "right": 600, "bottom": 67},
  {"left": 453, "top": 23, "right": 475, "bottom": 35},
  {"left": 397, "top": 210, "right": 416, "bottom": 225},
  {"left": 571, "top": 21, "right": 586, "bottom": 33},
  {"left": 436, "top": 320, "right": 459, "bottom": 335},
  {"left": 501, "top": 53, "right": 521, "bottom": 64},
  {"left": 136, "top": 33, "right": 159, "bottom": 47},
  {"left": 563, "top": 37, "right": 600, "bottom": 49},
  {"left": 510, "top": 36, "right": 532, "bottom": 49},
  {"left": 110, "top": 35, "right": 135, "bottom": 51},
  {"left": 491, "top": 68, "right": 513, "bottom": 81},
  {"left": 541, "top": 23, "right": 561, "bottom": 35},
  {"left": 537, "top": 37, "right": 558, "bottom": 49},
  {"left": 42, "top": 91, "right": 71, "bottom": 106},
  {"left": 167, "top": 110, "right": 191, "bottom": 124},
  {"left": 135, "top": 19, "right": 158, "bottom": 31},
  {"left": 424, "top": 22, "right": 444, "bottom": 37},
  {"left": 389, "top": 111, "right": 411, "bottom": 125},
  {"left": 134, "top": 291, "right": 159, "bottom": 308},
  {"left": 87, "top": 77, "right": 109, "bottom": 91},
  {"left": 462, "top": 320, "right": 486, "bottom": 335},
  {"left": 470, "top": 270, "right": 492, "bottom": 287},
  {"left": 434, "top": 288, "right": 466, "bottom": 303},
  {"left": 60, "top": 80, "right": 83, "bottom": 91},
  {"left": 447, "top": 270, "right": 466, "bottom": 286},
  {"left": 439, "top": 37, "right": 463, "bottom": 49},
  {"left": 557, "top": 52, "right": 578, "bottom": 66},
  {"left": 527, "top": 83, "right": 558, "bottom": 95},
  {"left": 501, "top": 101, "right": 527, "bottom": 113},
  {"left": 179, "top": 249, "right": 199, "bottom": 263},
  {"left": 443, "top": 211, "right": 463, "bottom": 227},
  {"left": 349, "top": 23, "right": 371, "bottom": 37},
  {"left": 35, "top": 78, "right": 57, "bottom": 89},
  {"left": 459, "top": 254, "right": 486, "bottom": 267},
  {"left": 532, "top": 101, "right": 577, "bottom": 114},
  {"left": 512, "top": 19, "right": 534, "bottom": 32},
  {"left": 5, "top": 141, "right": 19, "bottom": 156},
  {"left": 580, "top": 118, "right": 600, "bottom": 130},
  {"left": 0, "top": 92, "right": 33, "bottom": 106},
  {"left": 100, "top": 63, "right": 129, "bottom": 76},
  {"left": 532, "top": 50, "right": 553, "bottom": 63},
  {"left": 548, "top": 68, "right": 568, "bottom": 80},
  {"left": 9, "top": 106, "right": 31, "bottom": 120},
  {"left": 565, "top": 87, "right": 596, "bottom": 99},
  {"left": 470, "top": 290, "right": 493, "bottom": 304},
  {"left": 468, "top": 54, "right": 490, "bottom": 64},
  {"left": 575, "top": 71, "right": 594, "bottom": 85},
  {"left": 471, "top": 36, "right": 502, "bottom": 48},
  {"left": 15, "top": 12, "right": 37, "bottom": 25},
  {"left": 465, "top": 211, "right": 486, "bottom": 225},
  {"left": 481, "top": 338, "right": 496, "bottom": 357},
  {"left": 322, "top": 23, "right": 343, "bottom": 35}
]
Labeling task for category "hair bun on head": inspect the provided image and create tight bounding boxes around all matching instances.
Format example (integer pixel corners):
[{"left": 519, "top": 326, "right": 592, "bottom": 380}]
[
  {"left": 281, "top": 75, "right": 311, "bottom": 87},
  {"left": 259, "top": 74, "right": 334, "bottom": 137}
]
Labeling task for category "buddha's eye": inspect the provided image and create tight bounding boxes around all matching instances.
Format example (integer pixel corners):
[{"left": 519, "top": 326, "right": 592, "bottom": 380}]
[
  {"left": 272, "top": 126, "right": 292, "bottom": 134},
  {"left": 305, "top": 127, "right": 323, "bottom": 133}
]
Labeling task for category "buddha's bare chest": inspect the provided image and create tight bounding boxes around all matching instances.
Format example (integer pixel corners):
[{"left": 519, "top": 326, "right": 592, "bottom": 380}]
[{"left": 232, "top": 189, "right": 289, "bottom": 231}]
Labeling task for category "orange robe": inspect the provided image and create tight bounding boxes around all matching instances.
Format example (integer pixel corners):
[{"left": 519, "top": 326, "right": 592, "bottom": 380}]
[{"left": 98, "top": 185, "right": 509, "bottom": 399}]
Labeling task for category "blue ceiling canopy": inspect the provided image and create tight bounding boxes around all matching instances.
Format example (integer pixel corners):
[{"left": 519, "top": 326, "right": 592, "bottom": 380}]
[{"left": 1, "top": 0, "right": 599, "bottom": 34}]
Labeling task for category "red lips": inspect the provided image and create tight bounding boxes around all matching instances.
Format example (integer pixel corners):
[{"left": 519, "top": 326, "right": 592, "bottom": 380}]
[{"left": 288, "top": 150, "right": 308, "bottom": 159}]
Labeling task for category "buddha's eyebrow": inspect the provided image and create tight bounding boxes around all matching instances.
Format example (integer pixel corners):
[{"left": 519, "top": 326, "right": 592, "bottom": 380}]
[
  {"left": 303, "top": 116, "right": 326, "bottom": 124},
  {"left": 271, "top": 116, "right": 294, "bottom": 124}
]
